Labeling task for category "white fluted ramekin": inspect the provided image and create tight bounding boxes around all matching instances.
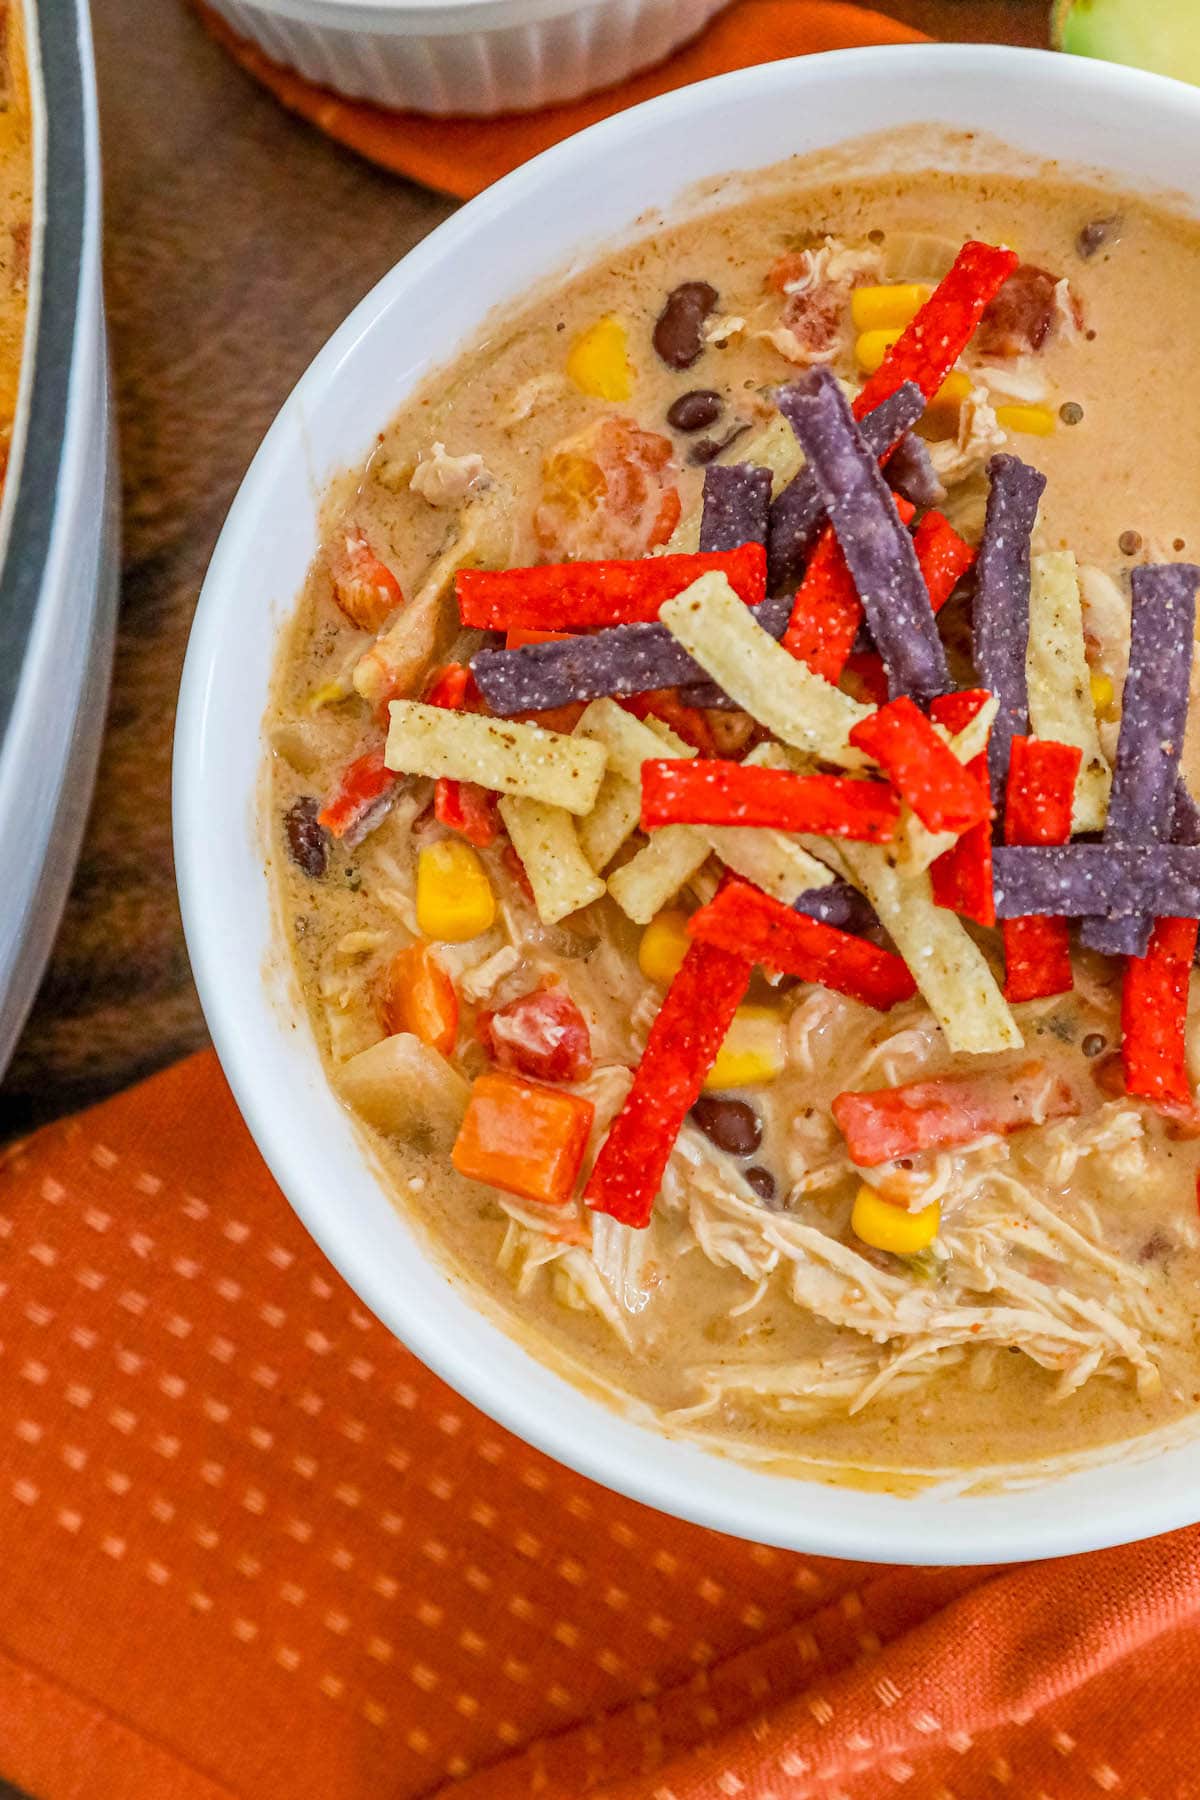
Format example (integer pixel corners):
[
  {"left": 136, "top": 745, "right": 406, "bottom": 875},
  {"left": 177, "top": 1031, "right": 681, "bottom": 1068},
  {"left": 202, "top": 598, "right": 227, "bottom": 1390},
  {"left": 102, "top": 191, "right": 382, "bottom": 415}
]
[{"left": 204, "top": 0, "right": 733, "bottom": 117}]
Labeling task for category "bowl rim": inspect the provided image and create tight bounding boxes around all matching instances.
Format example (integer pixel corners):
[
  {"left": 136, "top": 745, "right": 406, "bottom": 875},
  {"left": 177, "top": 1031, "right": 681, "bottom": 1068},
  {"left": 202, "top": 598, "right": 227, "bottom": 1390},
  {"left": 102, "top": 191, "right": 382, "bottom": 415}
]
[
  {"left": 176, "top": 42, "right": 1200, "bottom": 1564},
  {"left": 214, "top": 0, "right": 666, "bottom": 38}
]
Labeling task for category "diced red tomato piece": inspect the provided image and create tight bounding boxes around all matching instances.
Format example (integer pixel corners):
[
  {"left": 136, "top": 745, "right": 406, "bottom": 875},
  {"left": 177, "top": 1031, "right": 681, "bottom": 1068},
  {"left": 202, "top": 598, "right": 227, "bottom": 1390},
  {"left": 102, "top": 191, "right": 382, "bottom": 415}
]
[
  {"left": 379, "top": 943, "right": 458, "bottom": 1057},
  {"left": 434, "top": 778, "right": 499, "bottom": 848},
  {"left": 534, "top": 417, "right": 681, "bottom": 560},
  {"left": 978, "top": 263, "right": 1080, "bottom": 357},
  {"left": 317, "top": 743, "right": 397, "bottom": 839},
  {"left": 478, "top": 987, "right": 593, "bottom": 1084},
  {"left": 329, "top": 524, "right": 404, "bottom": 633},
  {"left": 618, "top": 689, "right": 717, "bottom": 755}
]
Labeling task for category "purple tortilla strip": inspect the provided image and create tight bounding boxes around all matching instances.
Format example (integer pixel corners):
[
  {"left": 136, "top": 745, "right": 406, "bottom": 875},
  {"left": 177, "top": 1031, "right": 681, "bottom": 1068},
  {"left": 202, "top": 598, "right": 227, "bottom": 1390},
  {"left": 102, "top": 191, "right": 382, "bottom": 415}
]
[
  {"left": 1173, "top": 780, "right": 1200, "bottom": 846},
  {"left": 993, "top": 844, "right": 1200, "bottom": 919},
  {"left": 1081, "top": 561, "right": 1200, "bottom": 958},
  {"left": 698, "top": 463, "right": 772, "bottom": 553},
  {"left": 775, "top": 369, "right": 949, "bottom": 705},
  {"left": 793, "top": 879, "right": 877, "bottom": 935},
  {"left": 973, "top": 454, "right": 1046, "bottom": 799},
  {"left": 472, "top": 620, "right": 700, "bottom": 714},
  {"left": 885, "top": 432, "right": 946, "bottom": 510},
  {"left": 768, "top": 381, "right": 925, "bottom": 592}
]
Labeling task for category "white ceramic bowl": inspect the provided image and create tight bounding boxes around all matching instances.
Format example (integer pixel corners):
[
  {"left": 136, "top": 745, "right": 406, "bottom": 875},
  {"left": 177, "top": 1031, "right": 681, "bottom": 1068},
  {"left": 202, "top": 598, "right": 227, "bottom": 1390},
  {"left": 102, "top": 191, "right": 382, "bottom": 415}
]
[
  {"left": 0, "top": 0, "right": 118, "bottom": 1075},
  {"left": 177, "top": 46, "right": 1200, "bottom": 1563},
  {"left": 204, "top": 0, "right": 732, "bottom": 116}
]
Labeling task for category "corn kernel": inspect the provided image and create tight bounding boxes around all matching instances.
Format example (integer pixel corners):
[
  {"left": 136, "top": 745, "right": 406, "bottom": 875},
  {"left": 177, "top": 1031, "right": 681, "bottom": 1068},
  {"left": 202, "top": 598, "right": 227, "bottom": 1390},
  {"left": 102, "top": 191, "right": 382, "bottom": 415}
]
[
  {"left": 416, "top": 839, "right": 496, "bottom": 943},
  {"left": 851, "top": 1185, "right": 940, "bottom": 1256},
  {"left": 851, "top": 283, "right": 930, "bottom": 333},
  {"left": 996, "top": 403, "right": 1056, "bottom": 437},
  {"left": 854, "top": 327, "right": 900, "bottom": 374},
  {"left": 931, "top": 369, "right": 972, "bottom": 409},
  {"left": 566, "top": 315, "right": 633, "bottom": 402},
  {"left": 638, "top": 909, "right": 691, "bottom": 985},
  {"left": 1090, "top": 670, "right": 1115, "bottom": 715},
  {"left": 704, "top": 1005, "right": 786, "bottom": 1091}
]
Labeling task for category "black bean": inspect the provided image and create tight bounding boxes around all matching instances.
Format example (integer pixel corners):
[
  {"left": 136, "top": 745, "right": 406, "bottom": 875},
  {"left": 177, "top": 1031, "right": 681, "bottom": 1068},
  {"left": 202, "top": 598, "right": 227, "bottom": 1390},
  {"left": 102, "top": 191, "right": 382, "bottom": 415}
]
[
  {"left": 653, "top": 281, "right": 718, "bottom": 370},
  {"left": 1076, "top": 213, "right": 1123, "bottom": 259},
  {"left": 285, "top": 796, "right": 329, "bottom": 878},
  {"left": 1081, "top": 1032, "right": 1107, "bottom": 1058},
  {"left": 667, "top": 389, "right": 723, "bottom": 433},
  {"left": 744, "top": 1166, "right": 777, "bottom": 1203},
  {"left": 688, "top": 422, "right": 749, "bottom": 467},
  {"left": 690, "top": 1095, "right": 762, "bottom": 1157}
]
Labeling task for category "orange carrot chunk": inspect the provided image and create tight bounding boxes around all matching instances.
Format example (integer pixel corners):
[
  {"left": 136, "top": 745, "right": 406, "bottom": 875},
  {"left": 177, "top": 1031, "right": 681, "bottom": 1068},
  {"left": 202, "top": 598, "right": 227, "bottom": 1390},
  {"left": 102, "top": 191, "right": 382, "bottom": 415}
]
[
  {"left": 832, "top": 1064, "right": 1079, "bottom": 1167},
  {"left": 452, "top": 1072, "right": 594, "bottom": 1208},
  {"left": 1122, "top": 916, "right": 1199, "bottom": 1111},
  {"left": 379, "top": 944, "right": 458, "bottom": 1057},
  {"left": 849, "top": 696, "right": 993, "bottom": 836}
]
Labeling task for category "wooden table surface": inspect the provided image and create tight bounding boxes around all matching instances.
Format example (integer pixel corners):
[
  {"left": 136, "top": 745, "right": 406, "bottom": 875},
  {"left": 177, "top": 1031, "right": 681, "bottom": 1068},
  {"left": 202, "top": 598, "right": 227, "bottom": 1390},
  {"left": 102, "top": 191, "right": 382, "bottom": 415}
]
[{"left": 0, "top": 0, "right": 1049, "bottom": 1140}]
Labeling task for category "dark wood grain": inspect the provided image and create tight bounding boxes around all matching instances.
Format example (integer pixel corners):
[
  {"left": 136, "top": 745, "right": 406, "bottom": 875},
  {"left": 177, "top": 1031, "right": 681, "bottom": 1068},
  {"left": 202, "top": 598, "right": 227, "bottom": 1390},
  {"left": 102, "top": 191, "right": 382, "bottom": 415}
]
[{"left": 0, "top": 0, "right": 1048, "bottom": 1138}]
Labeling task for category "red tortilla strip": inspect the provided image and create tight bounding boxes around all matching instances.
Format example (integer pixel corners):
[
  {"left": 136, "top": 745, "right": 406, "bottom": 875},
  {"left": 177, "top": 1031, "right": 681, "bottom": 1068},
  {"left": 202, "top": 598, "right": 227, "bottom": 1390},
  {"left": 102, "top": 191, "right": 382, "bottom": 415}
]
[
  {"left": 782, "top": 495, "right": 916, "bottom": 681},
  {"left": 640, "top": 761, "right": 900, "bottom": 842},
  {"left": 1122, "top": 916, "right": 1199, "bottom": 1111},
  {"left": 688, "top": 879, "right": 915, "bottom": 1011},
  {"left": 854, "top": 240, "right": 1020, "bottom": 415},
  {"left": 1002, "top": 735, "right": 1081, "bottom": 1002},
  {"left": 833, "top": 1064, "right": 1079, "bottom": 1167},
  {"left": 849, "top": 696, "right": 991, "bottom": 835},
  {"left": 584, "top": 940, "right": 752, "bottom": 1229},
  {"left": 928, "top": 690, "right": 995, "bottom": 926},
  {"left": 456, "top": 542, "right": 766, "bottom": 630},
  {"left": 912, "top": 511, "right": 977, "bottom": 612}
]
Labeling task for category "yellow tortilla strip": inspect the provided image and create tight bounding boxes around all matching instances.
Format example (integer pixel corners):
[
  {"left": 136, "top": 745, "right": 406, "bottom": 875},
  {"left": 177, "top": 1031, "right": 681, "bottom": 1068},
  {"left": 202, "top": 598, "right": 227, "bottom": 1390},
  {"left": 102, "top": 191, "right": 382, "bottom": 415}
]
[
  {"left": 839, "top": 844, "right": 1022, "bottom": 1055},
  {"left": 1026, "top": 550, "right": 1111, "bottom": 833},
  {"left": 498, "top": 796, "right": 605, "bottom": 924},
  {"left": 577, "top": 772, "right": 642, "bottom": 872},
  {"left": 385, "top": 702, "right": 606, "bottom": 814},
  {"left": 659, "top": 573, "right": 871, "bottom": 768}
]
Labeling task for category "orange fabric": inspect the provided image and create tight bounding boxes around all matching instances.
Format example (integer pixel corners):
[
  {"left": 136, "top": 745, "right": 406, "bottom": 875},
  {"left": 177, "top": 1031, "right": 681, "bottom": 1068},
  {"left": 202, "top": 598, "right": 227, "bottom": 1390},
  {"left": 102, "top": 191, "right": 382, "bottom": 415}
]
[
  {"left": 1, "top": 1050, "right": 1200, "bottom": 1799},
  {"left": 194, "top": 0, "right": 925, "bottom": 199}
]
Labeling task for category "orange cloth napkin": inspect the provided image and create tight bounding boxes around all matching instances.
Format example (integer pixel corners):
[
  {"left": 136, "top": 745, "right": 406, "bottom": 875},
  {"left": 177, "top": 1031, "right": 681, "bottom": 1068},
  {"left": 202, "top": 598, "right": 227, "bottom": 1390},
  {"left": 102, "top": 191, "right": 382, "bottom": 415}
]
[
  {"left": 195, "top": 0, "right": 925, "bottom": 200},
  {"left": 1, "top": 1048, "right": 1199, "bottom": 1799}
]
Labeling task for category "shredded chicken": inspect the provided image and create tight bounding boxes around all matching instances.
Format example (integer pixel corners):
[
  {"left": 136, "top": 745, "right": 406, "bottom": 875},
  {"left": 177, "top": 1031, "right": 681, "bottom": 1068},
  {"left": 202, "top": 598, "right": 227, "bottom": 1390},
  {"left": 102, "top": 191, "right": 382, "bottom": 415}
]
[
  {"left": 409, "top": 441, "right": 491, "bottom": 508},
  {"left": 927, "top": 383, "right": 1006, "bottom": 483},
  {"left": 758, "top": 236, "right": 881, "bottom": 367}
]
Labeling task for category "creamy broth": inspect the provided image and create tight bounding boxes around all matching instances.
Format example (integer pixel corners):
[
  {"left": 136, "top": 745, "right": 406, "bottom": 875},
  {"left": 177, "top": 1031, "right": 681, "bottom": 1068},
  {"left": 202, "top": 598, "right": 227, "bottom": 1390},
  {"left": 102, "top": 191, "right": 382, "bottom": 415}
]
[{"left": 267, "top": 134, "right": 1200, "bottom": 1485}]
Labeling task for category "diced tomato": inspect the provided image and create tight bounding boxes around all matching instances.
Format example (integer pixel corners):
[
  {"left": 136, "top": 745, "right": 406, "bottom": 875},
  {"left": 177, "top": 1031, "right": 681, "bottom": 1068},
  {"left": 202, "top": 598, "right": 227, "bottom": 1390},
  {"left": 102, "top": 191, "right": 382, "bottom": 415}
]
[
  {"left": 378, "top": 943, "right": 459, "bottom": 1057},
  {"left": 832, "top": 1063, "right": 1079, "bottom": 1167},
  {"left": 978, "top": 263, "right": 1080, "bottom": 357},
  {"left": 317, "top": 743, "right": 397, "bottom": 839},
  {"left": 329, "top": 523, "right": 404, "bottom": 633},
  {"left": 478, "top": 987, "right": 593, "bottom": 1084},
  {"left": 424, "top": 662, "right": 483, "bottom": 712},
  {"left": 534, "top": 417, "right": 681, "bottom": 560},
  {"left": 434, "top": 778, "right": 499, "bottom": 848}
]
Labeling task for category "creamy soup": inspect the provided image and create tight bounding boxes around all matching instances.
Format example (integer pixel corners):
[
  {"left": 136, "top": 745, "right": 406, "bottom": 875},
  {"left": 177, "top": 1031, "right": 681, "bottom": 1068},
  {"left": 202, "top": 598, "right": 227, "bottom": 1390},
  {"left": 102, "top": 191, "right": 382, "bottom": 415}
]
[{"left": 267, "top": 131, "right": 1200, "bottom": 1487}]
